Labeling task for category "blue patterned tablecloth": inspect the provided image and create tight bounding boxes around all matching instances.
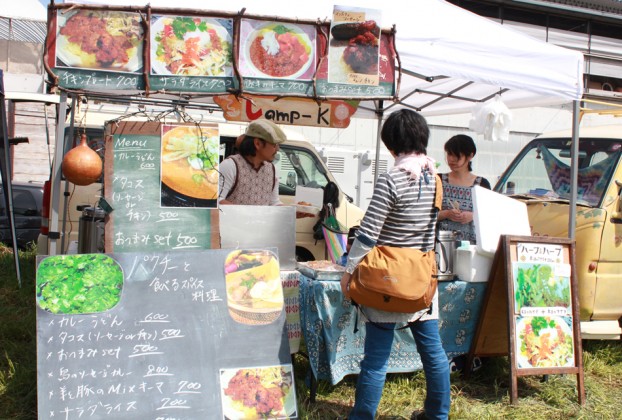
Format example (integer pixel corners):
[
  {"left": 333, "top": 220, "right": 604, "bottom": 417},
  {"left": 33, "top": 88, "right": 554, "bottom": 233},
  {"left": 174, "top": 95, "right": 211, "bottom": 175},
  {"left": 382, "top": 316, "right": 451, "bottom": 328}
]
[{"left": 299, "top": 275, "right": 487, "bottom": 385}]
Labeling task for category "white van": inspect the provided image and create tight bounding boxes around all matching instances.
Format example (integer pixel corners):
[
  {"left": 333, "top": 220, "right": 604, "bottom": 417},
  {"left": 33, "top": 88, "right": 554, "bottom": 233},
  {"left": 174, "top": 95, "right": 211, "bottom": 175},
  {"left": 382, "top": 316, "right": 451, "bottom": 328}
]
[{"left": 38, "top": 113, "right": 364, "bottom": 261}]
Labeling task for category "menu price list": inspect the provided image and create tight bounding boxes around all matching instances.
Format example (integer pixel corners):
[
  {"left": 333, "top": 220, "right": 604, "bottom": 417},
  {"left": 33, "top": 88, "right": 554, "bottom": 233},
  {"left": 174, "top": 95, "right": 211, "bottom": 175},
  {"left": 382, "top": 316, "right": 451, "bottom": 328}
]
[
  {"left": 110, "top": 134, "right": 212, "bottom": 252},
  {"left": 36, "top": 251, "right": 293, "bottom": 419}
]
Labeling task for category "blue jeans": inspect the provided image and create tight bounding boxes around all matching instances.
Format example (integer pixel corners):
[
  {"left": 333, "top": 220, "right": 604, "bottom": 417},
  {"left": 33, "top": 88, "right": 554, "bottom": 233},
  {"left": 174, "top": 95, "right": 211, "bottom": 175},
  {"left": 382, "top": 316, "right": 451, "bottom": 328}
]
[{"left": 349, "top": 319, "right": 450, "bottom": 420}]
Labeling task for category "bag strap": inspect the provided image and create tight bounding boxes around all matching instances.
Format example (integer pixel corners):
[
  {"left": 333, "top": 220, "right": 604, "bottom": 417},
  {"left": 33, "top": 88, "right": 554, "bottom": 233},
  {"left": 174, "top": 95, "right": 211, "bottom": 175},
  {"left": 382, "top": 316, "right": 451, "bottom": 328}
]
[
  {"left": 225, "top": 157, "right": 240, "bottom": 199},
  {"left": 434, "top": 174, "right": 443, "bottom": 211}
]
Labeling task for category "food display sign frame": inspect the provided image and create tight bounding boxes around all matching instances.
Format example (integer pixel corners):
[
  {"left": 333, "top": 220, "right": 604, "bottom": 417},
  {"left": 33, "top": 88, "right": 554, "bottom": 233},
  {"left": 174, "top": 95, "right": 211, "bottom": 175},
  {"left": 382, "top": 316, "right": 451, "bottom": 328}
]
[
  {"left": 465, "top": 235, "right": 585, "bottom": 405},
  {"left": 44, "top": 4, "right": 397, "bottom": 100}
]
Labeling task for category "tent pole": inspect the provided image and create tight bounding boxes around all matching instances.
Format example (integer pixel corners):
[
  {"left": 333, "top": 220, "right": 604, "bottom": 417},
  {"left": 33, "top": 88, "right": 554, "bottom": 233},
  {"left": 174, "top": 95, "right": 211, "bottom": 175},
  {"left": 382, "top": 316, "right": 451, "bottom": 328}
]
[
  {"left": 48, "top": 92, "right": 68, "bottom": 255},
  {"left": 59, "top": 96, "right": 77, "bottom": 255},
  {"left": 0, "top": 70, "right": 21, "bottom": 286},
  {"left": 568, "top": 100, "right": 580, "bottom": 240},
  {"left": 373, "top": 101, "right": 384, "bottom": 186}
]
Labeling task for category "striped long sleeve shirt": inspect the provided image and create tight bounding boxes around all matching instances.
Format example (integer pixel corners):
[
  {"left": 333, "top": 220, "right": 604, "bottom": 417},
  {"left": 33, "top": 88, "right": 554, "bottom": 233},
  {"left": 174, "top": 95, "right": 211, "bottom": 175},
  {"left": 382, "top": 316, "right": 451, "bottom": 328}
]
[{"left": 346, "top": 167, "right": 439, "bottom": 323}]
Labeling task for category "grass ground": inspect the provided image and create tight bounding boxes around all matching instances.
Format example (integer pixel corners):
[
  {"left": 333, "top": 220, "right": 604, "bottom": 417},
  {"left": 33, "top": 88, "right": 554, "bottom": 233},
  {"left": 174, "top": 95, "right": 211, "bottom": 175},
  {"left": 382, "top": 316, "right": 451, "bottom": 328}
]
[{"left": 1, "top": 245, "right": 621, "bottom": 419}]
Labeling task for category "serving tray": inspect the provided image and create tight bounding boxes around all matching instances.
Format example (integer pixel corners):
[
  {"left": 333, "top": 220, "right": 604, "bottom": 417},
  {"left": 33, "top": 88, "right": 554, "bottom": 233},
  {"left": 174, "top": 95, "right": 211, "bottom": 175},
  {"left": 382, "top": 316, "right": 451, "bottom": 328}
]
[{"left": 296, "top": 260, "right": 345, "bottom": 281}]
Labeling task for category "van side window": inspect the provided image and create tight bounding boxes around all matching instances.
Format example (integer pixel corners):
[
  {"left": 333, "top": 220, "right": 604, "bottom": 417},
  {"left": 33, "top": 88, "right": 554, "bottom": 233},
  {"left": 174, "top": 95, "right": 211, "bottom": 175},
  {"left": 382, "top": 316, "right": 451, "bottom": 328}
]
[{"left": 276, "top": 147, "right": 329, "bottom": 196}]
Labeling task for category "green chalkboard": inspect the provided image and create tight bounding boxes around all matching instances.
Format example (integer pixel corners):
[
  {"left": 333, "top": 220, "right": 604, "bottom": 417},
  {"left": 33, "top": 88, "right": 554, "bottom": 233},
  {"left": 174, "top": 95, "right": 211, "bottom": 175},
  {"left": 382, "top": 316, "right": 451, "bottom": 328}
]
[{"left": 104, "top": 122, "right": 219, "bottom": 253}]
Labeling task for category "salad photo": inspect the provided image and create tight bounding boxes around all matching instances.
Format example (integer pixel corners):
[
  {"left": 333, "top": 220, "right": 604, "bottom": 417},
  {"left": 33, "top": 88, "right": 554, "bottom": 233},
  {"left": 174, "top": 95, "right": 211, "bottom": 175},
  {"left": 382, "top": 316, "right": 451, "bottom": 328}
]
[
  {"left": 513, "top": 262, "right": 571, "bottom": 312},
  {"left": 516, "top": 316, "right": 575, "bottom": 368},
  {"left": 151, "top": 16, "right": 232, "bottom": 76},
  {"left": 56, "top": 9, "right": 143, "bottom": 71},
  {"left": 37, "top": 254, "right": 124, "bottom": 314}
]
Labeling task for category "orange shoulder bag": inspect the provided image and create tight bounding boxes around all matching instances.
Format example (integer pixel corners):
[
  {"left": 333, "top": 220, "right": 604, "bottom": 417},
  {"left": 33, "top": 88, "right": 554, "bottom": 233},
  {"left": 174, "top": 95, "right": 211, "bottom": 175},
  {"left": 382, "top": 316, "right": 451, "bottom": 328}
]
[{"left": 348, "top": 175, "right": 442, "bottom": 314}]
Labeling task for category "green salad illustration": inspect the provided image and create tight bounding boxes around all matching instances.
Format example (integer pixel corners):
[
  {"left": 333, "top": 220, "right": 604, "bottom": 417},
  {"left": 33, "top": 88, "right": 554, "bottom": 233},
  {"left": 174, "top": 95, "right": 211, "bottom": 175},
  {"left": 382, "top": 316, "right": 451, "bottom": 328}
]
[
  {"left": 514, "top": 263, "right": 570, "bottom": 310},
  {"left": 37, "top": 254, "right": 123, "bottom": 314}
]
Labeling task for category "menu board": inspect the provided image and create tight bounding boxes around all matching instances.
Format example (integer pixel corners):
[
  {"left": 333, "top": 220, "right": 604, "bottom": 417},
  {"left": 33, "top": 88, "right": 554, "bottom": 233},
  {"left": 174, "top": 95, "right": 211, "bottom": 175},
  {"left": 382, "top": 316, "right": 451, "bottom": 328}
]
[
  {"left": 104, "top": 121, "right": 220, "bottom": 253},
  {"left": 45, "top": 5, "right": 396, "bottom": 100},
  {"left": 467, "top": 235, "right": 585, "bottom": 405},
  {"left": 36, "top": 249, "right": 297, "bottom": 420},
  {"left": 513, "top": 243, "right": 574, "bottom": 369}
]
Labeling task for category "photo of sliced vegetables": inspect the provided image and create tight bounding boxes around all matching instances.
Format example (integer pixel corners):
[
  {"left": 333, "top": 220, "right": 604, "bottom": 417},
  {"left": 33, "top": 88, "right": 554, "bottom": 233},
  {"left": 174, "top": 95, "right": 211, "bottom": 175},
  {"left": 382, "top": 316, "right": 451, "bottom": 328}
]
[
  {"left": 36, "top": 254, "right": 124, "bottom": 314},
  {"left": 151, "top": 16, "right": 232, "bottom": 76},
  {"left": 513, "top": 262, "right": 571, "bottom": 311}
]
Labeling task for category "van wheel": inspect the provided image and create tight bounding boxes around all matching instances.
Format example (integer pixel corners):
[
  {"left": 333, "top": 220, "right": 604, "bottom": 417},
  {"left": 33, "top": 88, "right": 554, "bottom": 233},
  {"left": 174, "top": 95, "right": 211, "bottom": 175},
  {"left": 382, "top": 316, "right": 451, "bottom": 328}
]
[{"left": 296, "top": 247, "right": 314, "bottom": 262}]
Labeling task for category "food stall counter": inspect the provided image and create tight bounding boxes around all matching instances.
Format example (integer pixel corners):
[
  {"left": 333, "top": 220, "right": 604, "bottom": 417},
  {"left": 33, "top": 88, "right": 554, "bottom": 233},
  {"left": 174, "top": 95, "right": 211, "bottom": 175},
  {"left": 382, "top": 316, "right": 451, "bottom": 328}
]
[{"left": 299, "top": 274, "right": 487, "bottom": 385}]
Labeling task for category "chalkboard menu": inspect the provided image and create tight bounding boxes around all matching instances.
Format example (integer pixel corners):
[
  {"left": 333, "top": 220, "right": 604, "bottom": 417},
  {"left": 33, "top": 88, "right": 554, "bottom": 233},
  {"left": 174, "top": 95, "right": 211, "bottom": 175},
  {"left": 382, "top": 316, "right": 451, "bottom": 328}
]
[
  {"left": 36, "top": 249, "right": 297, "bottom": 419},
  {"left": 104, "top": 121, "right": 219, "bottom": 253}
]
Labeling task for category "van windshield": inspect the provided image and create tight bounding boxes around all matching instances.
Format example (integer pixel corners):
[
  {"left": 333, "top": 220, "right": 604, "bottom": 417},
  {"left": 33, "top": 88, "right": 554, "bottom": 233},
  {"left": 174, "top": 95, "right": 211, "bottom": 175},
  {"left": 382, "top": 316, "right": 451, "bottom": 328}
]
[{"left": 495, "top": 138, "right": 622, "bottom": 207}]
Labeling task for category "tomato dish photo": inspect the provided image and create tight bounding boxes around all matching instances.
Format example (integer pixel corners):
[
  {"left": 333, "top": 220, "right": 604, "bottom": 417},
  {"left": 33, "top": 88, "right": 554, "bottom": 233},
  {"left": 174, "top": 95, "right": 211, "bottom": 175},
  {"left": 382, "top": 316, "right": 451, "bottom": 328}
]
[
  {"left": 242, "top": 22, "right": 315, "bottom": 79},
  {"left": 55, "top": 9, "right": 143, "bottom": 71}
]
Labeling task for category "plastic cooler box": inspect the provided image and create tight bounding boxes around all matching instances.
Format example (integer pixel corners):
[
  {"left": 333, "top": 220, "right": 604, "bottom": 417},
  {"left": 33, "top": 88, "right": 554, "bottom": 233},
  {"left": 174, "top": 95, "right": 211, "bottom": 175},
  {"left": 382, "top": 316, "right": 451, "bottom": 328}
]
[{"left": 455, "top": 186, "right": 531, "bottom": 282}]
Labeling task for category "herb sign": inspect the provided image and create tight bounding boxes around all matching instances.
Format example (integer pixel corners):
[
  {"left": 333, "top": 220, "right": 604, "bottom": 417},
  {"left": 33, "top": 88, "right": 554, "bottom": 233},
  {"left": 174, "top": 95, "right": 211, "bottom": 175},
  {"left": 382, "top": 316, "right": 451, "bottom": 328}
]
[
  {"left": 510, "top": 238, "right": 576, "bottom": 372},
  {"left": 513, "top": 262, "right": 571, "bottom": 316},
  {"left": 37, "top": 254, "right": 123, "bottom": 314}
]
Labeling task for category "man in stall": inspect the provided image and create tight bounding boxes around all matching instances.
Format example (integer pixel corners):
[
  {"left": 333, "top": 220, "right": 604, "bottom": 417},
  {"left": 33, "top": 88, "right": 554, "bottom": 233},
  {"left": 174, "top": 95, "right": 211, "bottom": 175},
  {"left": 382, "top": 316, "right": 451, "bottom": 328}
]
[{"left": 218, "top": 120, "right": 285, "bottom": 206}]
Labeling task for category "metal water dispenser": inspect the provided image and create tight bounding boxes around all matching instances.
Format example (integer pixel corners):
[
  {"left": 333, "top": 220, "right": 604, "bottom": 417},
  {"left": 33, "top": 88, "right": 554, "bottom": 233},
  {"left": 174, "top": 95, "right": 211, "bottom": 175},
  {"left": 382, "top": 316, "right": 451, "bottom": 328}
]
[{"left": 77, "top": 206, "right": 105, "bottom": 253}]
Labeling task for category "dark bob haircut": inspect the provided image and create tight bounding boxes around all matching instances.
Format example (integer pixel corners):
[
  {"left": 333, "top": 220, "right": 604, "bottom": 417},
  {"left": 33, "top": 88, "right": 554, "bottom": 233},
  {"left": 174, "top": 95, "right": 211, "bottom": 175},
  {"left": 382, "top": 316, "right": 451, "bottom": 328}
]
[
  {"left": 380, "top": 109, "right": 429, "bottom": 155},
  {"left": 444, "top": 134, "right": 477, "bottom": 171}
]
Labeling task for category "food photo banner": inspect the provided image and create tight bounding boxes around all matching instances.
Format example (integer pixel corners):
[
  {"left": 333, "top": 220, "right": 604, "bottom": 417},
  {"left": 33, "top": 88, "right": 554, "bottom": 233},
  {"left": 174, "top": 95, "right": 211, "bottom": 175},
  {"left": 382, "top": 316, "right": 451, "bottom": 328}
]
[{"left": 44, "top": 4, "right": 396, "bottom": 100}]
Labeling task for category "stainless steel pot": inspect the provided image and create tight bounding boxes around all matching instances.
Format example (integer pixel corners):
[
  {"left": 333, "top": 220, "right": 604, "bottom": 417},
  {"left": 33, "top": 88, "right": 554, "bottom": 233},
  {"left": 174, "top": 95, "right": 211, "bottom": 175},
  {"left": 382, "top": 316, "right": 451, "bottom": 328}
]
[{"left": 435, "top": 230, "right": 458, "bottom": 281}]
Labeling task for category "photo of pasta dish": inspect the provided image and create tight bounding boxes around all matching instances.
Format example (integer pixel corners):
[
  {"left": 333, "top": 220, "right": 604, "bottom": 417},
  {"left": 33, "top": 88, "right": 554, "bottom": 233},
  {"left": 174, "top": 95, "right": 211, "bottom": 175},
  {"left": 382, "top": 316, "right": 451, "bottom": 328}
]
[
  {"left": 56, "top": 10, "right": 143, "bottom": 71},
  {"left": 151, "top": 16, "right": 232, "bottom": 76}
]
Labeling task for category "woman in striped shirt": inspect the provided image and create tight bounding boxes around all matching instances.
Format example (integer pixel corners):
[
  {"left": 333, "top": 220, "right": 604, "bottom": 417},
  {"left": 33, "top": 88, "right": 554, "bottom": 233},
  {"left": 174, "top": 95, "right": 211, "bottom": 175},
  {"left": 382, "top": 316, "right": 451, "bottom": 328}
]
[{"left": 341, "top": 109, "right": 450, "bottom": 420}]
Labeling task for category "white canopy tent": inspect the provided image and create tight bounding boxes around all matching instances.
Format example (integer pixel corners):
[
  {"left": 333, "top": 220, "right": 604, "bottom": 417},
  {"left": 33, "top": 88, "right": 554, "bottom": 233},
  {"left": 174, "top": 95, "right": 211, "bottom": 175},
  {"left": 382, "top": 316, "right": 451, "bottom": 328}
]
[{"left": 44, "top": 0, "right": 585, "bottom": 256}]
